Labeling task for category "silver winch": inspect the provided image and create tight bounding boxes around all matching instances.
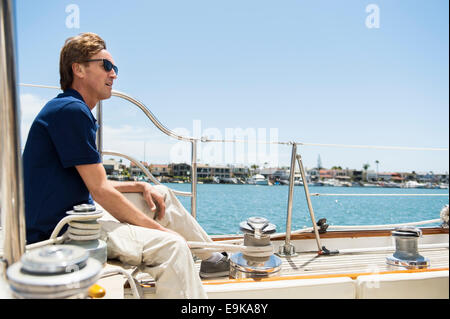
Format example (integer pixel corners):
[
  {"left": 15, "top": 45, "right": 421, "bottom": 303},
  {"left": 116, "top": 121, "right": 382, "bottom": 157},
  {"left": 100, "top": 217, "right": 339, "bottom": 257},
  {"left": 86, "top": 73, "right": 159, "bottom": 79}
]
[
  {"left": 63, "top": 204, "right": 107, "bottom": 265},
  {"left": 6, "top": 245, "right": 102, "bottom": 299},
  {"left": 386, "top": 226, "right": 430, "bottom": 269},
  {"left": 230, "top": 217, "right": 282, "bottom": 279}
]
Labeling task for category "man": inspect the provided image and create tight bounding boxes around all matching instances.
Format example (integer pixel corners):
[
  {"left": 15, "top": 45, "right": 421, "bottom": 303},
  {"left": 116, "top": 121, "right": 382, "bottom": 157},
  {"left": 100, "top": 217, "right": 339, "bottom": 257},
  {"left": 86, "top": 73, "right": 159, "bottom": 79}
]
[{"left": 22, "top": 32, "right": 229, "bottom": 299}]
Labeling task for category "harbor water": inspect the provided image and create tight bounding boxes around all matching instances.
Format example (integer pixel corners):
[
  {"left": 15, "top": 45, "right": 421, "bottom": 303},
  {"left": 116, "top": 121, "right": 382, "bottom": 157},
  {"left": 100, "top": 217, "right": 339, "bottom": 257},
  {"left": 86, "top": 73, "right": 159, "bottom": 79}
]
[{"left": 163, "top": 183, "right": 449, "bottom": 235}]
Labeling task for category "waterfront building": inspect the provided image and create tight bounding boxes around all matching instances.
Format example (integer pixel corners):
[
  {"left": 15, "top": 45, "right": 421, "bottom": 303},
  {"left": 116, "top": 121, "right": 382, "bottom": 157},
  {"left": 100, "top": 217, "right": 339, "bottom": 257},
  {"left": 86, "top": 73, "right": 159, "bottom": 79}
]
[
  {"left": 150, "top": 164, "right": 171, "bottom": 177},
  {"left": 130, "top": 161, "right": 149, "bottom": 177},
  {"left": 231, "top": 166, "right": 250, "bottom": 179},
  {"left": 308, "top": 168, "right": 320, "bottom": 181},
  {"left": 169, "top": 163, "right": 191, "bottom": 177},
  {"left": 366, "top": 170, "right": 377, "bottom": 181},
  {"left": 272, "top": 169, "right": 290, "bottom": 181},
  {"left": 375, "top": 172, "right": 404, "bottom": 182},
  {"left": 169, "top": 163, "right": 231, "bottom": 179},
  {"left": 212, "top": 166, "right": 231, "bottom": 179},
  {"left": 319, "top": 169, "right": 334, "bottom": 180},
  {"left": 197, "top": 164, "right": 212, "bottom": 179},
  {"left": 390, "top": 172, "right": 404, "bottom": 183},
  {"left": 334, "top": 169, "right": 351, "bottom": 182},
  {"left": 436, "top": 173, "right": 449, "bottom": 184},
  {"left": 103, "top": 159, "right": 121, "bottom": 175},
  {"left": 349, "top": 170, "right": 363, "bottom": 182},
  {"left": 196, "top": 164, "right": 231, "bottom": 179},
  {"left": 259, "top": 167, "right": 280, "bottom": 180},
  {"left": 414, "top": 171, "right": 445, "bottom": 184}
]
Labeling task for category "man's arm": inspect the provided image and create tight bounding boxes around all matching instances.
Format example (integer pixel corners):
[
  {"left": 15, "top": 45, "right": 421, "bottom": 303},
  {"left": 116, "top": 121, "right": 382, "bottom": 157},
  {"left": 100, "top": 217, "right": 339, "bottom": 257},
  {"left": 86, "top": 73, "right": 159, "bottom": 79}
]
[{"left": 75, "top": 163, "right": 170, "bottom": 232}]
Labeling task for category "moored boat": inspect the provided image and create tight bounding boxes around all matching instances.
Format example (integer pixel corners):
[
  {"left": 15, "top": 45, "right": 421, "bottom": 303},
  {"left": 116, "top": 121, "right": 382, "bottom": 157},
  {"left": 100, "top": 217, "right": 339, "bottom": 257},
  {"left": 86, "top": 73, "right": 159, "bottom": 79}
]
[{"left": 247, "top": 174, "right": 269, "bottom": 185}]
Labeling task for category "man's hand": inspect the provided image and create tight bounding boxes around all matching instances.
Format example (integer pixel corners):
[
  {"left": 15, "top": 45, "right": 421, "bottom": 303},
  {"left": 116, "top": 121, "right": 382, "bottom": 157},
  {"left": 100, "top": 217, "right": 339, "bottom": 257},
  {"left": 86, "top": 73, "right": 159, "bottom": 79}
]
[
  {"left": 142, "top": 184, "right": 166, "bottom": 220},
  {"left": 107, "top": 180, "right": 167, "bottom": 221},
  {"left": 75, "top": 164, "right": 182, "bottom": 242}
]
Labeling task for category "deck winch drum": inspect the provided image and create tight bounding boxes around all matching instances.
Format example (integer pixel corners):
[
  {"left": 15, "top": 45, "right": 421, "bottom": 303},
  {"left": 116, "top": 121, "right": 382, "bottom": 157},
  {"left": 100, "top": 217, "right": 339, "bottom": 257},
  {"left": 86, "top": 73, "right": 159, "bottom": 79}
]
[
  {"left": 230, "top": 217, "right": 282, "bottom": 279},
  {"left": 6, "top": 245, "right": 102, "bottom": 299},
  {"left": 63, "top": 204, "right": 107, "bottom": 265},
  {"left": 386, "top": 226, "right": 430, "bottom": 269}
]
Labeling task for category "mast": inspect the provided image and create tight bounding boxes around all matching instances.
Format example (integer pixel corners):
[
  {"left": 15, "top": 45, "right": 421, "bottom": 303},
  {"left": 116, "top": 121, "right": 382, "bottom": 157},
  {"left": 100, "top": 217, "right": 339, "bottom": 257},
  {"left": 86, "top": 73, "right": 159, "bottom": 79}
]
[{"left": 0, "top": 0, "right": 26, "bottom": 266}]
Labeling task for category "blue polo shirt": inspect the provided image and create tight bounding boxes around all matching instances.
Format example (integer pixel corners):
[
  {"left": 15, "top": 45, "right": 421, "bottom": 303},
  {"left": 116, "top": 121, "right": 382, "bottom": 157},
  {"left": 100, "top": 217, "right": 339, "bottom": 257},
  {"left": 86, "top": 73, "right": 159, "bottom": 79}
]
[{"left": 23, "top": 89, "right": 101, "bottom": 244}]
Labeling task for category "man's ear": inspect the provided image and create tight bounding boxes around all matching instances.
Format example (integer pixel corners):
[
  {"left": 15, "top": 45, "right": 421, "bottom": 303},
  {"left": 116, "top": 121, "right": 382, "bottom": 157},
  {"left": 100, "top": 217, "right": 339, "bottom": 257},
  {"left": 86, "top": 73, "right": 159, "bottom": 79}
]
[{"left": 72, "top": 62, "right": 85, "bottom": 79}]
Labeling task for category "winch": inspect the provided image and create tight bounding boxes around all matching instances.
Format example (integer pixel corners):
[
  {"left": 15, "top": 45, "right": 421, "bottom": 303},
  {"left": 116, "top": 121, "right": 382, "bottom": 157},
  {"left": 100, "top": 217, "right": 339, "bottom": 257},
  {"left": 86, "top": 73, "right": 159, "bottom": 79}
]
[
  {"left": 386, "top": 226, "right": 429, "bottom": 269},
  {"left": 6, "top": 245, "right": 102, "bottom": 299},
  {"left": 62, "top": 204, "right": 107, "bottom": 265},
  {"left": 230, "top": 217, "right": 282, "bottom": 279}
]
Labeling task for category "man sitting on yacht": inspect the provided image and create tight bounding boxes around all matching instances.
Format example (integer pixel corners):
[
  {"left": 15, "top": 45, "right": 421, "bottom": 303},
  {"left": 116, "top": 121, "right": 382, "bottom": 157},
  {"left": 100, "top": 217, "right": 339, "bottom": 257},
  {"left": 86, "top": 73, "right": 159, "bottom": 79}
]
[{"left": 22, "top": 32, "right": 229, "bottom": 299}]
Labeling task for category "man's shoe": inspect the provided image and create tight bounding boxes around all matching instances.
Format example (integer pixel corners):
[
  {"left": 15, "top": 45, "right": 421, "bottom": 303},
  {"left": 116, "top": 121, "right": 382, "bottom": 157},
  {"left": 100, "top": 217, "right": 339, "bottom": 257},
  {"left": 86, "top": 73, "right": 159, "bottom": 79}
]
[{"left": 199, "top": 252, "right": 230, "bottom": 278}]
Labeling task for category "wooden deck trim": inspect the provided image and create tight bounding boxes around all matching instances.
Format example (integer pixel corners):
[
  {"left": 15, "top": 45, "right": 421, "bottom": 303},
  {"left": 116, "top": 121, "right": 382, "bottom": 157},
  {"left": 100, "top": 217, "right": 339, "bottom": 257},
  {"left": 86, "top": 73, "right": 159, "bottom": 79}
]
[
  {"left": 202, "top": 267, "right": 449, "bottom": 285},
  {"left": 212, "top": 227, "right": 448, "bottom": 241}
]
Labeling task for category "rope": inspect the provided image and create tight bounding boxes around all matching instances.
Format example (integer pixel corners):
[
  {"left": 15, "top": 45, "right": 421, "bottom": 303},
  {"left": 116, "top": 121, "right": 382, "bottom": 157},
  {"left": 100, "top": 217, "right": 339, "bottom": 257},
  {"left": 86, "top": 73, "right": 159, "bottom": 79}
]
[
  {"left": 294, "top": 142, "right": 448, "bottom": 151},
  {"left": 267, "top": 218, "right": 443, "bottom": 239},
  {"left": 49, "top": 212, "right": 104, "bottom": 240},
  {"left": 326, "top": 219, "right": 442, "bottom": 230},
  {"left": 201, "top": 137, "right": 290, "bottom": 145},
  {"left": 99, "top": 268, "right": 141, "bottom": 299},
  {"left": 25, "top": 235, "right": 67, "bottom": 251},
  {"left": 197, "top": 137, "right": 448, "bottom": 151}
]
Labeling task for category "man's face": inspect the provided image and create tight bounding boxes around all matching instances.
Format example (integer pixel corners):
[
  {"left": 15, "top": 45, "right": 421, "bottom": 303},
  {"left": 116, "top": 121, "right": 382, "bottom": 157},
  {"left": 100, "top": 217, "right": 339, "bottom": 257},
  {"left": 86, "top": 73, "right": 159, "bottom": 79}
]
[{"left": 82, "top": 49, "right": 117, "bottom": 101}]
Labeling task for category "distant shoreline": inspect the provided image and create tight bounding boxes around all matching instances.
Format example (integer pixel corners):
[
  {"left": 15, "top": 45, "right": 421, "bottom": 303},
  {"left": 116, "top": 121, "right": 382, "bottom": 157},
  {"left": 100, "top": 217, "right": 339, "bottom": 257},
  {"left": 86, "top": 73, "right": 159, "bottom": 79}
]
[{"left": 107, "top": 175, "right": 449, "bottom": 190}]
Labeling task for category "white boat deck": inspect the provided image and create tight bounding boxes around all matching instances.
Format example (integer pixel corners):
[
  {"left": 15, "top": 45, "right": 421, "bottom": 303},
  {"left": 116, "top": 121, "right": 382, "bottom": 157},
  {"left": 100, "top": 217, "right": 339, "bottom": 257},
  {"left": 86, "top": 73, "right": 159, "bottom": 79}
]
[
  {"left": 198, "top": 245, "right": 449, "bottom": 281},
  {"left": 3, "top": 226, "right": 447, "bottom": 298},
  {"left": 105, "top": 242, "right": 447, "bottom": 299},
  {"left": 98, "top": 229, "right": 449, "bottom": 299}
]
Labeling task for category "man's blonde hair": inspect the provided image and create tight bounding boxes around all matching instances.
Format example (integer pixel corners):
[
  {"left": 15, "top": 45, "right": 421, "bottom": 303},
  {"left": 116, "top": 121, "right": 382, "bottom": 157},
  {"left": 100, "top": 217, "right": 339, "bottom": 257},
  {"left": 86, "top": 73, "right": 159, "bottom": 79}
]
[{"left": 59, "top": 32, "right": 106, "bottom": 91}]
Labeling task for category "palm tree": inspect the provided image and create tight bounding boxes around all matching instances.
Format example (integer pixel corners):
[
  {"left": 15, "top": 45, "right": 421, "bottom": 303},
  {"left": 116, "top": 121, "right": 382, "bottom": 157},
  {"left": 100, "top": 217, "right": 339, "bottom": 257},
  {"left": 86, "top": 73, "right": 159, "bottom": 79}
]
[
  {"left": 375, "top": 160, "right": 379, "bottom": 180},
  {"left": 363, "top": 163, "right": 370, "bottom": 182}
]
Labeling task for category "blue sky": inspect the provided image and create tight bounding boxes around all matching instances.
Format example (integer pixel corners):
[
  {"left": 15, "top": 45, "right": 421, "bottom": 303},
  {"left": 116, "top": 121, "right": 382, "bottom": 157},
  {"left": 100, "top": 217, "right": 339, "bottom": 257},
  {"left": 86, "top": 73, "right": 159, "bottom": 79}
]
[{"left": 15, "top": 0, "right": 449, "bottom": 173}]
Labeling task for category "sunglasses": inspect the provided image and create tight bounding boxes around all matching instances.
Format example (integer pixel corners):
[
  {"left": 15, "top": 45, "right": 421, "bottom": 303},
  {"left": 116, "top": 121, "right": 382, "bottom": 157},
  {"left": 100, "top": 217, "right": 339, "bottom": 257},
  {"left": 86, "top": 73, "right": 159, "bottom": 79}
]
[{"left": 83, "top": 58, "right": 118, "bottom": 75}]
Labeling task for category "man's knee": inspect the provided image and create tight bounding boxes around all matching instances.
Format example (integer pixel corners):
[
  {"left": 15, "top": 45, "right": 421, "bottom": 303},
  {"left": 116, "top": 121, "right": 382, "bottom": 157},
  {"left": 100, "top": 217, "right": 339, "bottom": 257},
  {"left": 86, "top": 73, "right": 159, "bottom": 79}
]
[
  {"left": 169, "top": 234, "right": 189, "bottom": 251},
  {"left": 142, "top": 232, "right": 190, "bottom": 265}
]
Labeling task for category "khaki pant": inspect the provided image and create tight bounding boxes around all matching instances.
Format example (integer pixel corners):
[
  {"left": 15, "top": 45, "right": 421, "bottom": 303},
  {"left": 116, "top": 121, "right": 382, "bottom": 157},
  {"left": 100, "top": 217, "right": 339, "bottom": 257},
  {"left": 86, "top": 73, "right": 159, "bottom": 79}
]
[{"left": 96, "top": 185, "right": 212, "bottom": 299}]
